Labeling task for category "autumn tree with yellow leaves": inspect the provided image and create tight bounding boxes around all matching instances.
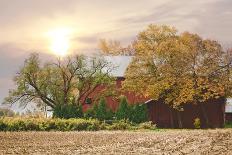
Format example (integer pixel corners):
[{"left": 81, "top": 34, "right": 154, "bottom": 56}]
[{"left": 104, "top": 24, "right": 232, "bottom": 128}]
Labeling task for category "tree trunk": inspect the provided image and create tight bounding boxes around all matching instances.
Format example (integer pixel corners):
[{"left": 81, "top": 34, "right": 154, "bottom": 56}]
[
  {"left": 200, "top": 104, "right": 209, "bottom": 128},
  {"left": 169, "top": 109, "right": 174, "bottom": 128},
  {"left": 177, "top": 111, "right": 183, "bottom": 128}
]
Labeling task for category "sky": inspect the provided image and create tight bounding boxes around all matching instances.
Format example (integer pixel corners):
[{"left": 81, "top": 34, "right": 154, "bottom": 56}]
[{"left": 1, "top": 0, "right": 232, "bottom": 108}]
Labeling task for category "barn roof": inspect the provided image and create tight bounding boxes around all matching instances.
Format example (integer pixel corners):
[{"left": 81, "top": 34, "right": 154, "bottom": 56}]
[
  {"left": 104, "top": 56, "right": 132, "bottom": 77},
  {"left": 226, "top": 98, "right": 232, "bottom": 113}
]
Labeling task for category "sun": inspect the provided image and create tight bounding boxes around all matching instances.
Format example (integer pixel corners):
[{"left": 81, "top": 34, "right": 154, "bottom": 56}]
[{"left": 48, "top": 28, "right": 72, "bottom": 57}]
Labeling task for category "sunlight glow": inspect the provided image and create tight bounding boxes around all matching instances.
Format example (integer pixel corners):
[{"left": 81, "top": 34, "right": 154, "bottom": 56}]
[{"left": 48, "top": 28, "right": 72, "bottom": 57}]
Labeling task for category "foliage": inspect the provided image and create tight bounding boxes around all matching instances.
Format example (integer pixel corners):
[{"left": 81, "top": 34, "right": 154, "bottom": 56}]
[
  {"left": 193, "top": 118, "right": 201, "bottom": 129},
  {"left": 95, "top": 98, "right": 108, "bottom": 120},
  {"left": 138, "top": 121, "right": 156, "bottom": 130},
  {"left": 114, "top": 96, "right": 148, "bottom": 123},
  {"left": 53, "top": 104, "right": 83, "bottom": 119},
  {"left": 106, "top": 120, "right": 133, "bottom": 130},
  {"left": 4, "top": 53, "right": 115, "bottom": 111},
  {"left": 225, "top": 122, "right": 232, "bottom": 128},
  {"left": 0, "top": 108, "right": 15, "bottom": 117},
  {"left": 84, "top": 98, "right": 114, "bottom": 120},
  {"left": 115, "top": 96, "right": 131, "bottom": 120},
  {"left": 0, "top": 118, "right": 102, "bottom": 131},
  {"left": 84, "top": 106, "right": 96, "bottom": 119},
  {"left": 0, "top": 118, "right": 156, "bottom": 131},
  {"left": 99, "top": 39, "right": 134, "bottom": 56},
  {"left": 129, "top": 104, "right": 148, "bottom": 123},
  {"left": 123, "top": 24, "right": 232, "bottom": 108}
]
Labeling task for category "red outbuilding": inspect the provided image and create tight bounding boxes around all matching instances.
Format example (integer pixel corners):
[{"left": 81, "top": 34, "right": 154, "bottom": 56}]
[{"left": 82, "top": 56, "right": 227, "bottom": 128}]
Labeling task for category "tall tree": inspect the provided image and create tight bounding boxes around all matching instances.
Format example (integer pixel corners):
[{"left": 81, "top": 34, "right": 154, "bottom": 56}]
[
  {"left": 122, "top": 24, "right": 232, "bottom": 127},
  {"left": 4, "top": 53, "right": 115, "bottom": 110}
]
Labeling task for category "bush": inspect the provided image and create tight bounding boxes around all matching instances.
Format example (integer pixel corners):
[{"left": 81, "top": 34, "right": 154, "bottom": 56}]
[
  {"left": 84, "top": 108, "right": 95, "bottom": 119},
  {"left": 138, "top": 121, "right": 156, "bottom": 130},
  {"left": 0, "top": 118, "right": 158, "bottom": 131},
  {"left": 193, "top": 118, "right": 201, "bottom": 129},
  {"left": 0, "top": 119, "right": 7, "bottom": 131},
  {"left": 0, "top": 118, "right": 101, "bottom": 131},
  {"left": 53, "top": 104, "right": 83, "bottom": 119},
  {"left": 225, "top": 122, "right": 232, "bottom": 128},
  {"left": 115, "top": 96, "right": 130, "bottom": 120},
  {"left": 84, "top": 98, "right": 114, "bottom": 120},
  {"left": 107, "top": 120, "right": 133, "bottom": 130},
  {"left": 130, "top": 104, "right": 148, "bottom": 123},
  {"left": 115, "top": 97, "right": 148, "bottom": 123},
  {"left": 95, "top": 98, "right": 108, "bottom": 121}
]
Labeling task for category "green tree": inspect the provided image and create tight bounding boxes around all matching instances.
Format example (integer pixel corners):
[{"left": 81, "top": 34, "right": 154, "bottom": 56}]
[
  {"left": 130, "top": 104, "right": 148, "bottom": 123},
  {"left": 116, "top": 96, "right": 131, "bottom": 120},
  {"left": 86, "top": 98, "right": 114, "bottom": 120},
  {"left": 95, "top": 98, "right": 108, "bottom": 120},
  {"left": 53, "top": 104, "right": 83, "bottom": 119},
  {"left": 4, "top": 53, "right": 115, "bottom": 115}
]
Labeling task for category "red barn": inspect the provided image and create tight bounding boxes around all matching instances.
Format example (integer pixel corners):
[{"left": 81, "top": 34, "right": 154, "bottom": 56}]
[
  {"left": 82, "top": 77, "right": 148, "bottom": 111},
  {"left": 82, "top": 56, "right": 227, "bottom": 128},
  {"left": 146, "top": 99, "right": 225, "bottom": 128}
]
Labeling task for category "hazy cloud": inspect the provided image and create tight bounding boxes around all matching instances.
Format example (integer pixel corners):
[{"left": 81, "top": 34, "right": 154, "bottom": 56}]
[{"left": 0, "top": 0, "right": 232, "bottom": 104}]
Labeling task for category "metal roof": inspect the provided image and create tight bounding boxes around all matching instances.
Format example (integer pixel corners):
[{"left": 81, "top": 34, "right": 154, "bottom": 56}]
[
  {"left": 226, "top": 98, "right": 232, "bottom": 113},
  {"left": 104, "top": 56, "right": 132, "bottom": 77}
]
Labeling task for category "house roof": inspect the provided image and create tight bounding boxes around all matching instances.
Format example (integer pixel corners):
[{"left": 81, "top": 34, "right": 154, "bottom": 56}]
[
  {"left": 104, "top": 56, "right": 132, "bottom": 77},
  {"left": 226, "top": 98, "right": 232, "bottom": 113}
]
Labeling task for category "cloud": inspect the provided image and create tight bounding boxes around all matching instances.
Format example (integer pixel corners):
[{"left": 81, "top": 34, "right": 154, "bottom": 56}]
[
  {"left": 192, "top": 0, "right": 232, "bottom": 44},
  {"left": 0, "top": 0, "right": 232, "bottom": 104},
  {"left": 0, "top": 0, "right": 79, "bottom": 26}
]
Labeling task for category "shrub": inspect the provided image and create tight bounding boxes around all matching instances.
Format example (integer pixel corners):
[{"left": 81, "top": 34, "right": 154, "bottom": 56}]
[
  {"left": 130, "top": 104, "right": 148, "bottom": 123},
  {"left": 66, "top": 119, "right": 101, "bottom": 131},
  {"left": 138, "top": 121, "right": 156, "bottom": 130},
  {"left": 0, "top": 119, "right": 7, "bottom": 131},
  {"left": 53, "top": 104, "right": 83, "bottom": 119},
  {"left": 0, "top": 118, "right": 101, "bottom": 131},
  {"left": 95, "top": 98, "right": 108, "bottom": 121},
  {"left": 193, "top": 118, "right": 201, "bottom": 129},
  {"left": 106, "top": 109, "right": 114, "bottom": 120},
  {"left": 225, "top": 122, "right": 232, "bottom": 128},
  {"left": 0, "top": 118, "right": 159, "bottom": 131},
  {"left": 115, "top": 96, "right": 131, "bottom": 120},
  {"left": 84, "top": 108, "right": 95, "bottom": 119},
  {"left": 107, "top": 120, "right": 133, "bottom": 130},
  {"left": 84, "top": 98, "right": 114, "bottom": 120}
]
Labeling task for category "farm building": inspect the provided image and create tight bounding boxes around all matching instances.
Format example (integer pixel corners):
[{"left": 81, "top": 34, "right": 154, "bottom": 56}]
[
  {"left": 226, "top": 98, "right": 232, "bottom": 123},
  {"left": 145, "top": 99, "right": 225, "bottom": 128},
  {"left": 82, "top": 56, "right": 148, "bottom": 111},
  {"left": 82, "top": 56, "right": 227, "bottom": 128}
]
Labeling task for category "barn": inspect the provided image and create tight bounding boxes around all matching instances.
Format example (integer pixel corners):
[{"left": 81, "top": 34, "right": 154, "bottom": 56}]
[
  {"left": 146, "top": 99, "right": 225, "bottom": 128},
  {"left": 226, "top": 98, "right": 232, "bottom": 123},
  {"left": 82, "top": 56, "right": 227, "bottom": 128}
]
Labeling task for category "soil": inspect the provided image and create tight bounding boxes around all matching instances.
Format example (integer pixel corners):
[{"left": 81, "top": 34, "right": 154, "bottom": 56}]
[{"left": 0, "top": 129, "right": 232, "bottom": 155}]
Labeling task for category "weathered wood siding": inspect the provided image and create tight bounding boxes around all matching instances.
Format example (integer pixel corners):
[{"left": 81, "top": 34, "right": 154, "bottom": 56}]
[{"left": 147, "top": 98, "right": 225, "bottom": 128}]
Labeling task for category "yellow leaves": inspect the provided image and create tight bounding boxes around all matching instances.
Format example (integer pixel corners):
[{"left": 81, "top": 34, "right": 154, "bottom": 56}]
[
  {"left": 122, "top": 24, "right": 230, "bottom": 109},
  {"left": 99, "top": 39, "right": 121, "bottom": 55},
  {"left": 99, "top": 39, "right": 134, "bottom": 56},
  {"left": 135, "top": 25, "right": 177, "bottom": 56}
]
